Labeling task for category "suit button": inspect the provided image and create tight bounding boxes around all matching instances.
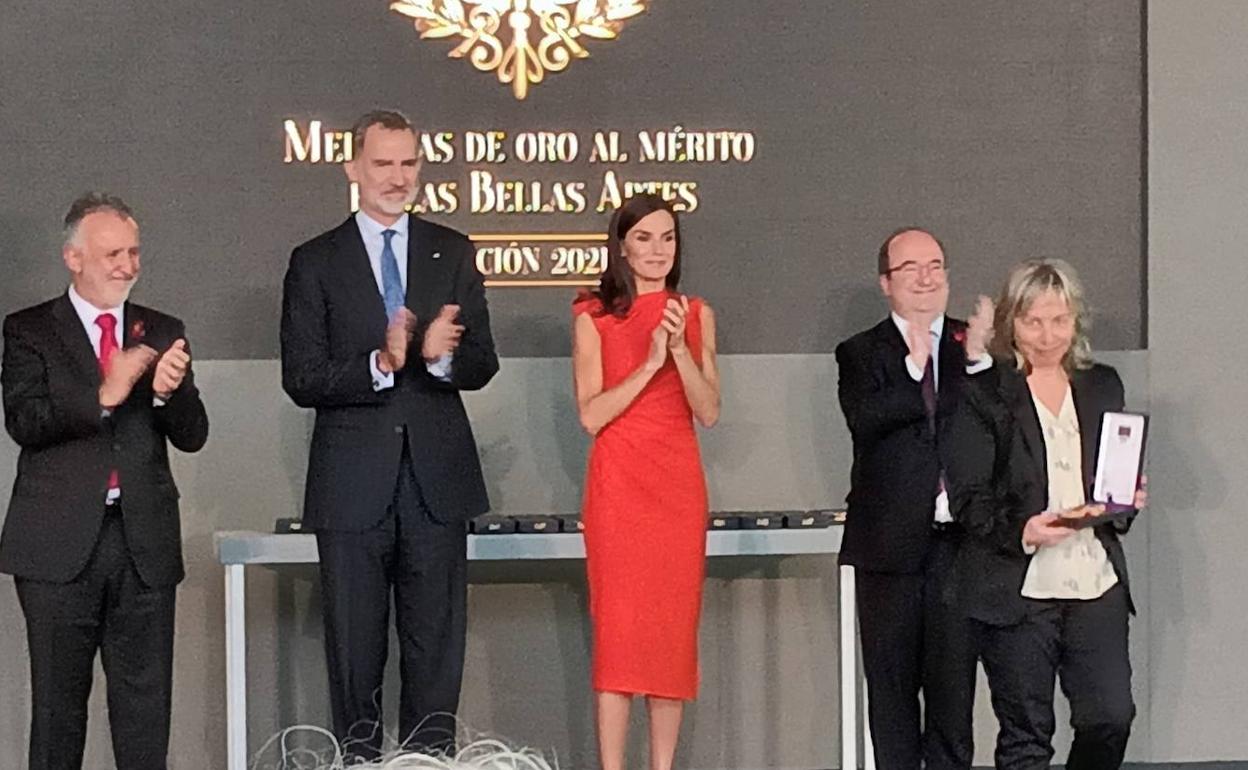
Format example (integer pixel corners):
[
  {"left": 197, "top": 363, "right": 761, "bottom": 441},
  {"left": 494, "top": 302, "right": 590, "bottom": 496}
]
[{"left": 112, "top": 443, "right": 121, "bottom": 452}]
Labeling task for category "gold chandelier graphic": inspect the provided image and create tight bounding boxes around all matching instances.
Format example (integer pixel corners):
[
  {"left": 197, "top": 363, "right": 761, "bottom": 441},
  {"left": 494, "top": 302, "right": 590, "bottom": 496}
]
[{"left": 390, "top": 0, "right": 649, "bottom": 100}]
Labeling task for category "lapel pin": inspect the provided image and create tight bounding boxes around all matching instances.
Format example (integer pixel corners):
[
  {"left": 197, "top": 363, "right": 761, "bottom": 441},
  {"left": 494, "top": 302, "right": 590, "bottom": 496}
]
[{"left": 432, "top": 252, "right": 441, "bottom": 260}]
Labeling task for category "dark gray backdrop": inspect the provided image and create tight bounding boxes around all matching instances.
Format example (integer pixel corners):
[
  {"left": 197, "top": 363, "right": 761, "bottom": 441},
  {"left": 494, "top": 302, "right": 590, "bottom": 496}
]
[
  {"left": 0, "top": 1, "right": 1144, "bottom": 358},
  {"left": 3, "top": 5, "right": 1200, "bottom": 770}
]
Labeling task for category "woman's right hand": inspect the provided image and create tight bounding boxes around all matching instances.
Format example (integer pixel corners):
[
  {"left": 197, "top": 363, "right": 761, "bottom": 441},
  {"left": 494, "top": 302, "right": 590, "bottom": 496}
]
[
  {"left": 645, "top": 325, "right": 670, "bottom": 373},
  {"left": 1022, "top": 511, "right": 1077, "bottom": 548},
  {"left": 1060, "top": 503, "right": 1106, "bottom": 520}
]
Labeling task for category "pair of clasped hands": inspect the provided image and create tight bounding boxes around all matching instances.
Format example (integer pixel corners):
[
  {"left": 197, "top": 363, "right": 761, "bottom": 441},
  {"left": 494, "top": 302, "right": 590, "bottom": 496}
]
[
  {"left": 644, "top": 295, "right": 693, "bottom": 373},
  {"left": 98, "top": 340, "right": 191, "bottom": 409},
  {"left": 376, "top": 304, "right": 464, "bottom": 374}
]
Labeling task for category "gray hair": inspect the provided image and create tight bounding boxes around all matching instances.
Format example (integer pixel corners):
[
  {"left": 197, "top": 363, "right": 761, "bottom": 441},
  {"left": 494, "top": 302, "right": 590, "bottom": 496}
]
[
  {"left": 63, "top": 192, "right": 135, "bottom": 247},
  {"left": 990, "top": 257, "right": 1094, "bottom": 372},
  {"left": 352, "top": 109, "right": 415, "bottom": 155}
]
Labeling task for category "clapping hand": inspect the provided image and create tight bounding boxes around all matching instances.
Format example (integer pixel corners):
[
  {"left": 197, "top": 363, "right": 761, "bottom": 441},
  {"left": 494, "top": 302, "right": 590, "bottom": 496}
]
[
  {"left": 965, "top": 295, "right": 995, "bottom": 360},
  {"left": 645, "top": 325, "right": 670, "bottom": 372},
  {"left": 906, "top": 320, "right": 933, "bottom": 371},
  {"left": 378, "top": 308, "right": 417, "bottom": 374},
  {"left": 99, "top": 345, "right": 159, "bottom": 408},
  {"left": 152, "top": 339, "right": 191, "bottom": 399},
  {"left": 422, "top": 304, "right": 464, "bottom": 362},
  {"left": 661, "top": 295, "right": 690, "bottom": 352}
]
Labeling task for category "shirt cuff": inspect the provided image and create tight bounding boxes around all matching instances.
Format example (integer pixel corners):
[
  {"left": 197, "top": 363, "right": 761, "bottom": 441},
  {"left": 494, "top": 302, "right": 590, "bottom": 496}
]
[
  {"left": 370, "top": 350, "right": 395, "bottom": 391},
  {"left": 153, "top": 395, "right": 168, "bottom": 407},
  {"left": 426, "top": 354, "right": 453, "bottom": 382},
  {"left": 966, "top": 354, "right": 993, "bottom": 374},
  {"left": 904, "top": 355, "right": 924, "bottom": 381}
]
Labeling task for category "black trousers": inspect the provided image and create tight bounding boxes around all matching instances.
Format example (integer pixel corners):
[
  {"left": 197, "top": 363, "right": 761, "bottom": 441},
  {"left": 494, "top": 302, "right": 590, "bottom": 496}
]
[
  {"left": 856, "top": 529, "right": 978, "bottom": 770},
  {"left": 316, "top": 447, "right": 468, "bottom": 761},
  {"left": 978, "top": 583, "right": 1134, "bottom": 770},
  {"left": 15, "top": 506, "right": 176, "bottom": 770}
]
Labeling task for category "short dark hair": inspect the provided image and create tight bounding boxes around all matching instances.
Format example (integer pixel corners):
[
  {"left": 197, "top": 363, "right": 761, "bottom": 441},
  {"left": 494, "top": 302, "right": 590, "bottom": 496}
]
[
  {"left": 64, "top": 192, "right": 135, "bottom": 245},
  {"left": 351, "top": 109, "right": 415, "bottom": 154},
  {"left": 877, "top": 226, "right": 946, "bottom": 275}
]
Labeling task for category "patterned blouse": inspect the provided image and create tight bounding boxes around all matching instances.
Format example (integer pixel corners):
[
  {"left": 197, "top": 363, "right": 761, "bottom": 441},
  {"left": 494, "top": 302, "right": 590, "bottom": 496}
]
[{"left": 1021, "top": 388, "right": 1118, "bottom": 600}]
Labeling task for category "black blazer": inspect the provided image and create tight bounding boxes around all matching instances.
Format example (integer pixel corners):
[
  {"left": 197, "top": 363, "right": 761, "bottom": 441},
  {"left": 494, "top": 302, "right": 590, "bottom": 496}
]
[
  {"left": 946, "top": 361, "right": 1136, "bottom": 625},
  {"left": 0, "top": 296, "right": 209, "bottom": 586},
  {"left": 280, "top": 216, "right": 498, "bottom": 531},
  {"left": 836, "top": 316, "right": 970, "bottom": 574}
]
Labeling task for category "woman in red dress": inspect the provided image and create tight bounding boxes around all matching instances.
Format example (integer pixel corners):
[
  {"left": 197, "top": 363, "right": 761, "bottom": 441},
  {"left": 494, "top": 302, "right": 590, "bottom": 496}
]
[{"left": 572, "top": 194, "right": 721, "bottom": 770}]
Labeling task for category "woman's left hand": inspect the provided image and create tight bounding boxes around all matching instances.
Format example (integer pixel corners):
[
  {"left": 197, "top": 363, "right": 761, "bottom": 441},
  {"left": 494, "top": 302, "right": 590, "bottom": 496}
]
[
  {"left": 662, "top": 295, "right": 689, "bottom": 351},
  {"left": 1133, "top": 474, "right": 1149, "bottom": 509}
]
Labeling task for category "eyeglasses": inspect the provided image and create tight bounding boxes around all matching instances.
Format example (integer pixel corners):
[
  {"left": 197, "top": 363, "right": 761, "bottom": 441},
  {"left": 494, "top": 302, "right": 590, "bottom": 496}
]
[{"left": 885, "top": 260, "right": 947, "bottom": 280}]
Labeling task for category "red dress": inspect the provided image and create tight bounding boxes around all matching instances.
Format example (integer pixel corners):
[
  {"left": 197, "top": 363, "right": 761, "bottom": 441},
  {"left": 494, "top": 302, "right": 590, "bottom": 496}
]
[{"left": 576, "top": 291, "right": 709, "bottom": 700}]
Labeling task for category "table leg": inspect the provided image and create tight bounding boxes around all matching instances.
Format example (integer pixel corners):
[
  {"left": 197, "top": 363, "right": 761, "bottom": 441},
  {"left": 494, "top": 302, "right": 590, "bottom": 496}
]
[
  {"left": 839, "top": 564, "right": 858, "bottom": 770},
  {"left": 225, "top": 564, "right": 247, "bottom": 770},
  {"left": 863, "top": 671, "right": 875, "bottom": 770}
]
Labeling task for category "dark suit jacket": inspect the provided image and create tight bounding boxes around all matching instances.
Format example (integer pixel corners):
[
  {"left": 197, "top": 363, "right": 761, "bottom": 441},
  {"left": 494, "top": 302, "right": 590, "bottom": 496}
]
[
  {"left": 0, "top": 296, "right": 209, "bottom": 586},
  {"left": 946, "top": 361, "right": 1136, "bottom": 625},
  {"left": 281, "top": 216, "right": 498, "bottom": 531},
  {"left": 836, "top": 316, "right": 970, "bottom": 574}
]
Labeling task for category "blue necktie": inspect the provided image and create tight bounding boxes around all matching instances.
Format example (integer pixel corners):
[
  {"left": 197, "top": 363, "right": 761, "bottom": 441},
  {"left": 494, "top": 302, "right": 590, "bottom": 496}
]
[{"left": 381, "top": 229, "right": 405, "bottom": 320}]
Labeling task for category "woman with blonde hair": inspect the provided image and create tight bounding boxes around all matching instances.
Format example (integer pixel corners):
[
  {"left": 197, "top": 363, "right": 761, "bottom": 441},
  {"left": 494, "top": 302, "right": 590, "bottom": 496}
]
[{"left": 945, "top": 258, "right": 1146, "bottom": 770}]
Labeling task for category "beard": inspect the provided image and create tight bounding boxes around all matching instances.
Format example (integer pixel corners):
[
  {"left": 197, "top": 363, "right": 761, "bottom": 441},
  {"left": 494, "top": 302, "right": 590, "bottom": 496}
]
[
  {"left": 107, "top": 282, "right": 135, "bottom": 307},
  {"left": 371, "top": 189, "right": 416, "bottom": 218}
]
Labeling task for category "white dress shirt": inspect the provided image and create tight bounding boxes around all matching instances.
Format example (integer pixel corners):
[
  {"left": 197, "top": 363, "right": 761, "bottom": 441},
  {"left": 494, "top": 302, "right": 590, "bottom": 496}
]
[
  {"left": 891, "top": 313, "right": 992, "bottom": 523},
  {"left": 68, "top": 284, "right": 123, "bottom": 361}
]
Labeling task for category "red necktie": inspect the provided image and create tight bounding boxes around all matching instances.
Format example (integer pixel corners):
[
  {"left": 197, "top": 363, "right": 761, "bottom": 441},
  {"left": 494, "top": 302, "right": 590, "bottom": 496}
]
[{"left": 95, "top": 314, "right": 120, "bottom": 493}]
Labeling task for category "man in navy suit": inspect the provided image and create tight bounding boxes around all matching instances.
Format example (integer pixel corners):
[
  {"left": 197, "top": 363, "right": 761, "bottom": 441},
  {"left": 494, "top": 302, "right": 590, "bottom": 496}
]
[{"left": 281, "top": 110, "right": 498, "bottom": 759}]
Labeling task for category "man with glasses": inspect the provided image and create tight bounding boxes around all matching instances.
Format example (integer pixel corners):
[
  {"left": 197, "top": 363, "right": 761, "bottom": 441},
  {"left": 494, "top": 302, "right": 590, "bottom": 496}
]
[{"left": 834, "top": 227, "right": 991, "bottom": 770}]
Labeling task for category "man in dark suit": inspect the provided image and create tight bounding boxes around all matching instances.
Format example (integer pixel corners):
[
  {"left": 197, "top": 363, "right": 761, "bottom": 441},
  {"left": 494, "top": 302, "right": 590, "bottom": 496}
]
[
  {"left": 281, "top": 110, "right": 498, "bottom": 759},
  {"left": 1, "top": 192, "right": 209, "bottom": 770},
  {"left": 835, "top": 227, "right": 990, "bottom": 770}
]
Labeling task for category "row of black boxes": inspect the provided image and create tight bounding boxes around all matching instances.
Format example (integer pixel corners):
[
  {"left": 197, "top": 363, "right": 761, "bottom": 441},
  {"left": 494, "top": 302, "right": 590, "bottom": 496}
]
[{"left": 469, "top": 510, "right": 846, "bottom": 535}]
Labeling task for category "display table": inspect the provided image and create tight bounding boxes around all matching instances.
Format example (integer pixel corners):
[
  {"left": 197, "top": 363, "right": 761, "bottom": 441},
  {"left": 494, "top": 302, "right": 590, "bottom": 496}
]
[{"left": 214, "top": 525, "right": 873, "bottom": 770}]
